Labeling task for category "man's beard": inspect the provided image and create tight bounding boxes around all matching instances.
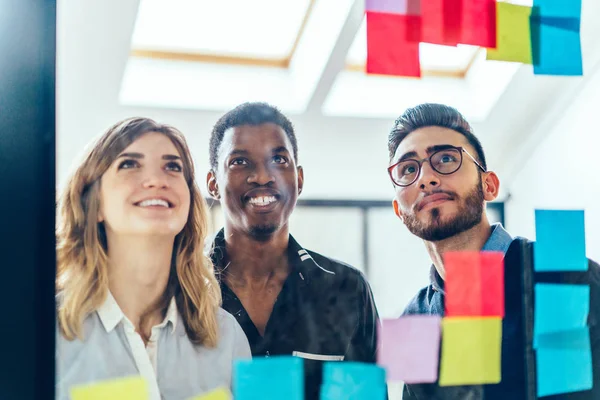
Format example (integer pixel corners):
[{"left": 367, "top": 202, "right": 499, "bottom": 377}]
[
  {"left": 403, "top": 184, "right": 485, "bottom": 242},
  {"left": 248, "top": 224, "right": 278, "bottom": 241}
]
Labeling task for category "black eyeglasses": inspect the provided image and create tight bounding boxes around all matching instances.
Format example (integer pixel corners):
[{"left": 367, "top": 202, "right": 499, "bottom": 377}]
[{"left": 387, "top": 146, "right": 486, "bottom": 187}]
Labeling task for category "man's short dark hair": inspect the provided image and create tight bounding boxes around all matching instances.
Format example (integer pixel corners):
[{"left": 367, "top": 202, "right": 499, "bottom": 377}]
[
  {"left": 209, "top": 102, "right": 298, "bottom": 170},
  {"left": 388, "top": 103, "right": 488, "bottom": 171}
]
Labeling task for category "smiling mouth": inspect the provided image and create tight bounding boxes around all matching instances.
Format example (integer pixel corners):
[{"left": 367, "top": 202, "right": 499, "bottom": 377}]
[
  {"left": 135, "top": 199, "right": 173, "bottom": 208},
  {"left": 247, "top": 195, "right": 278, "bottom": 207}
]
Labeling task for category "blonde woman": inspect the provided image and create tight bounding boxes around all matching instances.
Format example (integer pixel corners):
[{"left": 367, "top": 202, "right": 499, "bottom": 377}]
[{"left": 55, "top": 117, "right": 250, "bottom": 400}]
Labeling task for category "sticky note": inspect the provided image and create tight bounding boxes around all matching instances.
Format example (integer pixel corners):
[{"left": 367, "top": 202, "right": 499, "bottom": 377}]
[
  {"left": 234, "top": 356, "right": 304, "bottom": 400},
  {"left": 377, "top": 316, "right": 441, "bottom": 383},
  {"left": 366, "top": 12, "right": 421, "bottom": 77},
  {"left": 533, "top": 210, "right": 587, "bottom": 271},
  {"left": 533, "top": 0, "right": 582, "bottom": 19},
  {"left": 460, "top": 0, "right": 497, "bottom": 48},
  {"left": 536, "top": 327, "right": 593, "bottom": 396},
  {"left": 70, "top": 376, "right": 148, "bottom": 400},
  {"left": 531, "top": 19, "right": 583, "bottom": 76},
  {"left": 187, "top": 387, "right": 231, "bottom": 400},
  {"left": 365, "top": 0, "right": 420, "bottom": 15},
  {"left": 534, "top": 284, "right": 589, "bottom": 344},
  {"left": 321, "top": 362, "right": 387, "bottom": 400},
  {"left": 486, "top": 2, "right": 533, "bottom": 64},
  {"left": 444, "top": 251, "right": 504, "bottom": 317},
  {"left": 420, "top": 0, "right": 461, "bottom": 46},
  {"left": 439, "top": 317, "right": 502, "bottom": 386}
]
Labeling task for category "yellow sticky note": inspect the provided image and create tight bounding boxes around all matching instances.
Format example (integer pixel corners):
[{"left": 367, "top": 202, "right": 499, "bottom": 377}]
[
  {"left": 486, "top": 2, "right": 533, "bottom": 64},
  {"left": 70, "top": 376, "right": 148, "bottom": 400},
  {"left": 188, "top": 387, "right": 231, "bottom": 400},
  {"left": 439, "top": 317, "right": 502, "bottom": 386}
]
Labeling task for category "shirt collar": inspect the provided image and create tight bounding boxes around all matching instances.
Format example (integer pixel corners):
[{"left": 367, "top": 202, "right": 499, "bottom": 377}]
[
  {"left": 430, "top": 223, "right": 514, "bottom": 293},
  {"left": 207, "top": 228, "right": 335, "bottom": 285},
  {"left": 97, "top": 291, "right": 178, "bottom": 334}
]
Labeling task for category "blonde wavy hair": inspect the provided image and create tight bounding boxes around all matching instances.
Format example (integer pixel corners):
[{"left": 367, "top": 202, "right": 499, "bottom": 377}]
[{"left": 57, "top": 117, "right": 221, "bottom": 347}]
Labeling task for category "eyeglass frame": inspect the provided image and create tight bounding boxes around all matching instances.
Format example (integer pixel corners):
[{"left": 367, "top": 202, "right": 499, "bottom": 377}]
[{"left": 387, "top": 145, "right": 487, "bottom": 187}]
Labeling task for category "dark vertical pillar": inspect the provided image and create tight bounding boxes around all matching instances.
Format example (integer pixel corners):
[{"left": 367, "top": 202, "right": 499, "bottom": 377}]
[{"left": 0, "top": 1, "right": 57, "bottom": 399}]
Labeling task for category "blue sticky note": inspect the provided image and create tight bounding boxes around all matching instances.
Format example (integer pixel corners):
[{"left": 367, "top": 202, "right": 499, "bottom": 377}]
[
  {"left": 321, "top": 362, "right": 387, "bottom": 400},
  {"left": 536, "top": 328, "right": 593, "bottom": 397},
  {"left": 533, "top": 0, "right": 581, "bottom": 19},
  {"left": 234, "top": 357, "right": 304, "bottom": 400},
  {"left": 531, "top": 19, "right": 583, "bottom": 76},
  {"left": 534, "top": 284, "right": 589, "bottom": 345},
  {"left": 533, "top": 210, "right": 587, "bottom": 271}
]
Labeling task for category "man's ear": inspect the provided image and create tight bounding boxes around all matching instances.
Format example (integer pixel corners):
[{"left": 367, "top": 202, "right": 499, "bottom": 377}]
[
  {"left": 482, "top": 171, "right": 500, "bottom": 202},
  {"left": 297, "top": 165, "right": 304, "bottom": 196},
  {"left": 206, "top": 170, "right": 220, "bottom": 200},
  {"left": 392, "top": 198, "right": 404, "bottom": 222}
]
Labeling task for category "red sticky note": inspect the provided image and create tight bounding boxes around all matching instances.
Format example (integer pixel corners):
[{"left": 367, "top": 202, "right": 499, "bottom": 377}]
[
  {"left": 366, "top": 11, "right": 421, "bottom": 77},
  {"left": 460, "top": 0, "right": 497, "bottom": 48},
  {"left": 444, "top": 251, "right": 504, "bottom": 317},
  {"left": 420, "top": 0, "right": 462, "bottom": 46}
]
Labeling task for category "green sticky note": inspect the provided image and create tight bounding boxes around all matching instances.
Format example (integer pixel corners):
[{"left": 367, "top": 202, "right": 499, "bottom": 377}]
[
  {"left": 486, "top": 2, "right": 533, "bottom": 64},
  {"left": 70, "top": 376, "right": 148, "bottom": 400},
  {"left": 188, "top": 387, "right": 231, "bottom": 400},
  {"left": 439, "top": 317, "right": 502, "bottom": 386}
]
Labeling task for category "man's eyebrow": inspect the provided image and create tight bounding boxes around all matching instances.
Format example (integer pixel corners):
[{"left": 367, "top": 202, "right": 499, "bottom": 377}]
[
  {"left": 395, "top": 144, "right": 457, "bottom": 163},
  {"left": 227, "top": 149, "right": 248, "bottom": 157},
  {"left": 272, "top": 146, "right": 290, "bottom": 154}
]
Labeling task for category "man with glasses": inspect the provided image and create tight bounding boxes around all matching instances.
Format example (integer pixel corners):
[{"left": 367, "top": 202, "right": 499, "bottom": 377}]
[{"left": 387, "top": 103, "right": 600, "bottom": 399}]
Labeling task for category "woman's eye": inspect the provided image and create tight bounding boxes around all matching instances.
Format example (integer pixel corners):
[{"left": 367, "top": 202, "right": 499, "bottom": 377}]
[
  {"left": 117, "top": 159, "right": 139, "bottom": 170},
  {"left": 165, "top": 162, "right": 183, "bottom": 172}
]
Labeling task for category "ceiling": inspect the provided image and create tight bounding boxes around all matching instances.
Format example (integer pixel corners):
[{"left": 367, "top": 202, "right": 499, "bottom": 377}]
[{"left": 56, "top": 0, "right": 600, "bottom": 200}]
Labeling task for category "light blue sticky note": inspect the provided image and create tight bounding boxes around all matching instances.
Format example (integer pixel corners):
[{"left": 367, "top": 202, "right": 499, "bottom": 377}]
[
  {"left": 234, "top": 357, "right": 304, "bottom": 400},
  {"left": 534, "top": 284, "right": 589, "bottom": 345},
  {"left": 533, "top": 0, "right": 582, "bottom": 19},
  {"left": 536, "top": 327, "right": 593, "bottom": 397},
  {"left": 533, "top": 210, "right": 587, "bottom": 271},
  {"left": 321, "top": 362, "right": 387, "bottom": 400},
  {"left": 531, "top": 19, "right": 583, "bottom": 76}
]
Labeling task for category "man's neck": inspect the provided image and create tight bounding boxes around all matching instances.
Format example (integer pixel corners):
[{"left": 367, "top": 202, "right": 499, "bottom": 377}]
[
  {"left": 424, "top": 218, "right": 493, "bottom": 281},
  {"left": 222, "top": 225, "right": 291, "bottom": 285}
]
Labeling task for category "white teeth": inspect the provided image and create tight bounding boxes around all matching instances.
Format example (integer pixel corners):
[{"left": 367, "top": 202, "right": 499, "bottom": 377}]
[
  {"left": 248, "top": 196, "right": 277, "bottom": 206},
  {"left": 138, "top": 199, "right": 169, "bottom": 208}
]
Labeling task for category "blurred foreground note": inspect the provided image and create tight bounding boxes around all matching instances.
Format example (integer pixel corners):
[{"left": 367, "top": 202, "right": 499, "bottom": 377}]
[
  {"left": 70, "top": 376, "right": 148, "bottom": 400},
  {"left": 460, "top": 0, "right": 497, "bottom": 48},
  {"left": 534, "top": 210, "right": 587, "bottom": 271},
  {"left": 377, "top": 316, "right": 441, "bottom": 383},
  {"left": 188, "top": 387, "right": 231, "bottom": 400},
  {"left": 534, "top": 283, "right": 589, "bottom": 344},
  {"left": 321, "top": 362, "right": 387, "bottom": 400},
  {"left": 536, "top": 327, "right": 593, "bottom": 396},
  {"left": 486, "top": 2, "right": 533, "bottom": 64},
  {"left": 234, "top": 356, "right": 303, "bottom": 400},
  {"left": 439, "top": 317, "right": 502, "bottom": 386},
  {"left": 444, "top": 251, "right": 504, "bottom": 317}
]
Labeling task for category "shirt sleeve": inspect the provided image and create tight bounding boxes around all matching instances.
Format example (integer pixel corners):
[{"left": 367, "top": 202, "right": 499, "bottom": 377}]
[{"left": 348, "top": 272, "right": 380, "bottom": 363}]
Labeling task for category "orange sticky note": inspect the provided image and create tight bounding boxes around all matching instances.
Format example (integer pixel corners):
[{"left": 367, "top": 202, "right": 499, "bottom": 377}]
[{"left": 444, "top": 251, "right": 504, "bottom": 317}]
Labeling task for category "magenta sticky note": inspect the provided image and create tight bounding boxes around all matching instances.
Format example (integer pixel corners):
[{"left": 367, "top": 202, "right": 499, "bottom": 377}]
[{"left": 377, "top": 316, "right": 441, "bottom": 383}]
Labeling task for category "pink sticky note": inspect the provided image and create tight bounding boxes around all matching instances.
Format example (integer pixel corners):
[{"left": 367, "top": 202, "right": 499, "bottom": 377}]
[
  {"left": 377, "top": 316, "right": 441, "bottom": 383},
  {"left": 365, "top": 0, "right": 421, "bottom": 15}
]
